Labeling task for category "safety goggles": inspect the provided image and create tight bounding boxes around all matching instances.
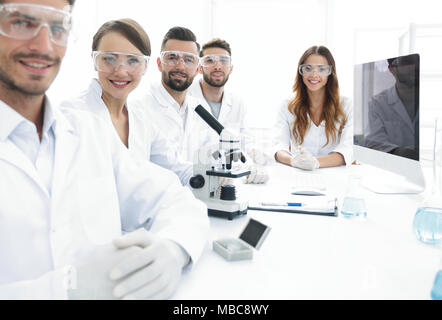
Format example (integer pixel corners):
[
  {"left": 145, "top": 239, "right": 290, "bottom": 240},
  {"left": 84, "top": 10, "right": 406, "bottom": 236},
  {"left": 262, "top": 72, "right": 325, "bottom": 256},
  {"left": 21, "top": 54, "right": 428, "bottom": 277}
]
[
  {"left": 160, "top": 51, "right": 199, "bottom": 69},
  {"left": 93, "top": 51, "right": 150, "bottom": 75},
  {"left": 200, "top": 54, "right": 231, "bottom": 68},
  {"left": 299, "top": 64, "right": 332, "bottom": 76},
  {"left": 0, "top": 3, "right": 72, "bottom": 46}
]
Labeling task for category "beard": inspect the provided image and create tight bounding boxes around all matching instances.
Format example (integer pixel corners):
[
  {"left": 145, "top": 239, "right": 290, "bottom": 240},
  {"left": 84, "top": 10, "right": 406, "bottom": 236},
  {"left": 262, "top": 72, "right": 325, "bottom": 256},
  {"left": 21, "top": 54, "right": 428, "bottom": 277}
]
[
  {"left": 0, "top": 53, "right": 60, "bottom": 96},
  {"left": 0, "top": 68, "right": 46, "bottom": 96},
  {"left": 163, "top": 70, "right": 194, "bottom": 92},
  {"left": 203, "top": 72, "right": 229, "bottom": 88}
]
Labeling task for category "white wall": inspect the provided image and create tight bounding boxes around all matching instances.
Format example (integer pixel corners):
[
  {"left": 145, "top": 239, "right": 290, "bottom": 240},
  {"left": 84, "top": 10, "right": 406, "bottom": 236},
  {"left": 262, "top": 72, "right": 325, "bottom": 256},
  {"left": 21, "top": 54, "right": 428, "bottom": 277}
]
[{"left": 48, "top": 0, "right": 442, "bottom": 130}]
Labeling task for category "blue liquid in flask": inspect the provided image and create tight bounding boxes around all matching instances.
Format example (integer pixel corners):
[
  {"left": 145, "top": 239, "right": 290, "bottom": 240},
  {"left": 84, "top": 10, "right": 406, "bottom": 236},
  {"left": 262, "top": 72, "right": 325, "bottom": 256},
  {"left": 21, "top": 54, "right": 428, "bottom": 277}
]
[
  {"left": 340, "top": 197, "right": 367, "bottom": 218},
  {"left": 413, "top": 207, "right": 442, "bottom": 246}
]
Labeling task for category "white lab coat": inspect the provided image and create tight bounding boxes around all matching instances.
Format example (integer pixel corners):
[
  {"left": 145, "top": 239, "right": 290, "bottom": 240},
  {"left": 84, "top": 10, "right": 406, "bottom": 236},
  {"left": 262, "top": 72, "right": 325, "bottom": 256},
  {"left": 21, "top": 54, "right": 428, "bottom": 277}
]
[
  {"left": 0, "top": 98, "right": 209, "bottom": 299},
  {"left": 130, "top": 81, "right": 213, "bottom": 163},
  {"left": 273, "top": 96, "right": 354, "bottom": 165},
  {"left": 364, "top": 86, "right": 417, "bottom": 152},
  {"left": 60, "top": 79, "right": 193, "bottom": 185},
  {"left": 188, "top": 78, "right": 247, "bottom": 146}
]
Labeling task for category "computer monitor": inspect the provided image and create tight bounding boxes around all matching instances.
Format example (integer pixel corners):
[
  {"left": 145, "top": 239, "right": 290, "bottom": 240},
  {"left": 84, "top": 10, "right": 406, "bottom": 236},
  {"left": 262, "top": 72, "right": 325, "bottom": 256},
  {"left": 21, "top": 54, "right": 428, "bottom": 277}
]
[{"left": 353, "top": 53, "right": 425, "bottom": 194}]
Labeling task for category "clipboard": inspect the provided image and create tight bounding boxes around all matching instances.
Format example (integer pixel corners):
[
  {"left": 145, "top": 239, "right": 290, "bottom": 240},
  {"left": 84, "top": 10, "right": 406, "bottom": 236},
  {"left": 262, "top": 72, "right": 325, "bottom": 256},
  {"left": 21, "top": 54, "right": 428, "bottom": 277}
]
[{"left": 248, "top": 198, "right": 338, "bottom": 217}]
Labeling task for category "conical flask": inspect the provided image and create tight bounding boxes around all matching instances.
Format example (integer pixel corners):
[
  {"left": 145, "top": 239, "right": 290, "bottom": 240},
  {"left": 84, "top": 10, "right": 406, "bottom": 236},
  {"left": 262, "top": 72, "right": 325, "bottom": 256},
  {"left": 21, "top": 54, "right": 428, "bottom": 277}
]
[
  {"left": 413, "top": 118, "right": 442, "bottom": 246},
  {"left": 341, "top": 174, "right": 367, "bottom": 218}
]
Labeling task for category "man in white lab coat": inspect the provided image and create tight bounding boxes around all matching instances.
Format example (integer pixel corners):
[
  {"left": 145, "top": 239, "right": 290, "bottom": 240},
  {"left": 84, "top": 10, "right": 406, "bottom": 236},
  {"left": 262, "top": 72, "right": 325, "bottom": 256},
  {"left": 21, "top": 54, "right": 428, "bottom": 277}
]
[
  {"left": 188, "top": 38, "right": 246, "bottom": 146},
  {"left": 0, "top": 0, "right": 209, "bottom": 300},
  {"left": 133, "top": 31, "right": 268, "bottom": 183},
  {"left": 131, "top": 27, "right": 209, "bottom": 163},
  {"left": 188, "top": 38, "right": 270, "bottom": 183}
]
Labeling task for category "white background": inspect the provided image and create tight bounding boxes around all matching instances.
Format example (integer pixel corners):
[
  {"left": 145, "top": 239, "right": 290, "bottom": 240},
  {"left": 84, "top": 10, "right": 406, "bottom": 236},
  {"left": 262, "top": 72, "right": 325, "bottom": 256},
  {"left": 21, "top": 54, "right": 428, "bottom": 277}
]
[{"left": 48, "top": 0, "right": 442, "bottom": 133}]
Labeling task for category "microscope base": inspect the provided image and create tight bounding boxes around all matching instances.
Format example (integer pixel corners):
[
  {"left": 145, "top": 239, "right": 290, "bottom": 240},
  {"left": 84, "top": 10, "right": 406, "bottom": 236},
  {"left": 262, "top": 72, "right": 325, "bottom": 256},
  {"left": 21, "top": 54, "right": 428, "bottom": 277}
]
[{"left": 208, "top": 208, "right": 248, "bottom": 220}]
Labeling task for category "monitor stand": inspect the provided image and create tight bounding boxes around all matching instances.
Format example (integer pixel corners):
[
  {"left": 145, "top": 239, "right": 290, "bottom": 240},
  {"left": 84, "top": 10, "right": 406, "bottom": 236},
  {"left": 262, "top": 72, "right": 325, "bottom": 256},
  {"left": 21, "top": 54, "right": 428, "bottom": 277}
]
[
  {"left": 362, "top": 175, "right": 424, "bottom": 194},
  {"left": 361, "top": 168, "right": 425, "bottom": 194}
]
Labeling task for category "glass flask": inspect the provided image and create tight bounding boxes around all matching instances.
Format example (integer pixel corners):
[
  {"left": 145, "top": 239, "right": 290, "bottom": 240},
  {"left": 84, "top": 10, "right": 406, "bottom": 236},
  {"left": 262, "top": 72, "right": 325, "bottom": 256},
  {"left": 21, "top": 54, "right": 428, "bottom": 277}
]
[
  {"left": 431, "top": 256, "right": 442, "bottom": 300},
  {"left": 341, "top": 174, "right": 367, "bottom": 218},
  {"left": 413, "top": 118, "right": 442, "bottom": 246}
]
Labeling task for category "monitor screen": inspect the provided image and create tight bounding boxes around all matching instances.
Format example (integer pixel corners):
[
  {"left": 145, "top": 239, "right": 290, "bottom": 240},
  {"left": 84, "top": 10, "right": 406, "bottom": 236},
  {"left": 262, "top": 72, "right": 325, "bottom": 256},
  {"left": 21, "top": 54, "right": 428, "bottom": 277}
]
[{"left": 353, "top": 54, "right": 420, "bottom": 161}]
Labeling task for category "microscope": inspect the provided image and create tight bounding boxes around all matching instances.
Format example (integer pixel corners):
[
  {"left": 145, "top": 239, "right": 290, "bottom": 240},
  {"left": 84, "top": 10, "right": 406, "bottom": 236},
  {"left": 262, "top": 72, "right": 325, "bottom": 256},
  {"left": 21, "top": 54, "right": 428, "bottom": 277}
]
[{"left": 190, "top": 105, "right": 251, "bottom": 220}]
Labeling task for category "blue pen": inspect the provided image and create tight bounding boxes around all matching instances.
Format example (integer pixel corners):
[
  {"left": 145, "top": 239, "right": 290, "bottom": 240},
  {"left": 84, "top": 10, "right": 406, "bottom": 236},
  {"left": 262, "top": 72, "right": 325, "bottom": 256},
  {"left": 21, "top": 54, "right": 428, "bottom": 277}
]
[{"left": 261, "top": 202, "right": 303, "bottom": 207}]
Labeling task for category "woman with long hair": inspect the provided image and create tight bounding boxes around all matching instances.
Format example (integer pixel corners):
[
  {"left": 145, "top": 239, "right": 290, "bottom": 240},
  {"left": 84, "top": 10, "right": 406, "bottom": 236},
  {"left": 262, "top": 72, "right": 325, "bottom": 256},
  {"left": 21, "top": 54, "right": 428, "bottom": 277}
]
[
  {"left": 60, "top": 18, "right": 192, "bottom": 185},
  {"left": 273, "top": 45, "right": 353, "bottom": 170}
]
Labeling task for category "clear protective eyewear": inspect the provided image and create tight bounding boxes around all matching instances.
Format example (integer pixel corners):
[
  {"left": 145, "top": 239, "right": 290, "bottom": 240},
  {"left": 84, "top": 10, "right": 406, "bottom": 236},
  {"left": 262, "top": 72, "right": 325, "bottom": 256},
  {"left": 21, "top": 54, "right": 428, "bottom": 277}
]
[
  {"left": 93, "top": 51, "right": 150, "bottom": 75},
  {"left": 200, "top": 54, "right": 231, "bottom": 68},
  {"left": 160, "top": 51, "right": 199, "bottom": 69},
  {"left": 0, "top": 3, "right": 72, "bottom": 46},
  {"left": 299, "top": 64, "right": 332, "bottom": 76}
]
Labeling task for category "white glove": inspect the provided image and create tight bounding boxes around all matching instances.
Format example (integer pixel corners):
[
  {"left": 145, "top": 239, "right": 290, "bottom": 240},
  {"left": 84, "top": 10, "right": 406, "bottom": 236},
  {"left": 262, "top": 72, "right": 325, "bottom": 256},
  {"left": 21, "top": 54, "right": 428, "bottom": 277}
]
[
  {"left": 290, "top": 147, "right": 320, "bottom": 170},
  {"left": 68, "top": 244, "right": 143, "bottom": 300},
  {"left": 109, "top": 228, "right": 189, "bottom": 300},
  {"left": 243, "top": 164, "right": 269, "bottom": 184},
  {"left": 247, "top": 148, "right": 273, "bottom": 166}
]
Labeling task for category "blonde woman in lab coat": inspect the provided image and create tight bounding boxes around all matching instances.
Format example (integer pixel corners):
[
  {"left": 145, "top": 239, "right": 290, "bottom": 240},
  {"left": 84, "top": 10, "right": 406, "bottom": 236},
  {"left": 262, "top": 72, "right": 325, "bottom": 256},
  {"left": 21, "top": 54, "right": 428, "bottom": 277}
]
[
  {"left": 60, "top": 19, "right": 192, "bottom": 185},
  {"left": 274, "top": 45, "right": 353, "bottom": 170}
]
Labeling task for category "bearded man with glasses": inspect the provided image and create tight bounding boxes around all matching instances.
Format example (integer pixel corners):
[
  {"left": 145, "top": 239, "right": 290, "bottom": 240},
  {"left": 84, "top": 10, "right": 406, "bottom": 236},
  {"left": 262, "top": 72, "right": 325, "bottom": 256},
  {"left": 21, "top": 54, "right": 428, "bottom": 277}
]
[
  {"left": 131, "top": 26, "right": 212, "bottom": 163},
  {"left": 188, "top": 38, "right": 270, "bottom": 184}
]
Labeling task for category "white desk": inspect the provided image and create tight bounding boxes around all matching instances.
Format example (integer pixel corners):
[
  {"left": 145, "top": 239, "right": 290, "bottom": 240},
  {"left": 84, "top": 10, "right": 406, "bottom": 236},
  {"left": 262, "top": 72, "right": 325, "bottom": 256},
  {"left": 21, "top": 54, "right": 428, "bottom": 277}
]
[{"left": 174, "top": 163, "right": 442, "bottom": 299}]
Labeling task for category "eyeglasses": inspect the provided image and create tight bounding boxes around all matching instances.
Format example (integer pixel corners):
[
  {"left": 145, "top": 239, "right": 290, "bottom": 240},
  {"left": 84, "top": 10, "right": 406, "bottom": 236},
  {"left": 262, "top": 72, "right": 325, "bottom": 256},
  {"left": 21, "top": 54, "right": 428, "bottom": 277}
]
[
  {"left": 0, "top": 3, "right": 72, "bottom": 46},
  {"left": 160, "top": 51, "right": 199, "bottom": 69},
  {"left": 200, "top": 54, "right": 231, "bottom": 68},
  {"left": 93, "top": 51, "right": 150, "bottom": 75},
  {"left": 299, "top": 64, "right": 332, "bottom": 76}
]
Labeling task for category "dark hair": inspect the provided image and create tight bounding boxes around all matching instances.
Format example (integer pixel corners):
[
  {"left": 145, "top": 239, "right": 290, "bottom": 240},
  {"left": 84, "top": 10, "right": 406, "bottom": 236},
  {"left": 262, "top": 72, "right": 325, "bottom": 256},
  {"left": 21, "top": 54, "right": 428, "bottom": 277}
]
[
  {"left": 161, "top": 26, "right": 200, "bottom": 52},
  {"left": 92, "top": 18, "right": 151, "bottom": 56},
  {"left": 200, "top": 38, "right": 231, "bottom": 57}
]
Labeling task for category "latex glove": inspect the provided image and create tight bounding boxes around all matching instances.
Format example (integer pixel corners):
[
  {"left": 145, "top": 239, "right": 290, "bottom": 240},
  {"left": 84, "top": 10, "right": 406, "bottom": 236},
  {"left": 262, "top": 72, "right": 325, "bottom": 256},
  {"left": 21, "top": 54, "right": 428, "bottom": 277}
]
[
  {"left": 247, "top": 148, "right": 273, "bottom": 166},
  {"left": 290, "top": 147, "right": 320, "bottom": 170},
  {"left": 109, "top": 228, "right": 189, "bottom": 300},
  {"left": 68, "top": 244, "right": 142, "bottom": 300},
  {"left": 243, "top": 164, "right": 269, "bottom": 184}
]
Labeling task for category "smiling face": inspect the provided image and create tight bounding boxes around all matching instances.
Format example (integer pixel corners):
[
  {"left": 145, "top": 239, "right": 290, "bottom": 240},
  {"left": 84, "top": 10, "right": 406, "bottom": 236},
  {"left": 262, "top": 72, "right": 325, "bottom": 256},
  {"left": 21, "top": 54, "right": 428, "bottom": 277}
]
[
  {"left": 301, "top": 54, "right": 329, "bottom": 94},
  {"left": 0, "top": 0, "right": 70, "bottom": 97},
  {"left": 95, "top": 31, "right": 145, "bottom": 102},
  {"left": 157, "top": 39, "right": 199, "bottom": 92},
  {"left": 199, "top": 47, "right": 232, "bottom": 88}
]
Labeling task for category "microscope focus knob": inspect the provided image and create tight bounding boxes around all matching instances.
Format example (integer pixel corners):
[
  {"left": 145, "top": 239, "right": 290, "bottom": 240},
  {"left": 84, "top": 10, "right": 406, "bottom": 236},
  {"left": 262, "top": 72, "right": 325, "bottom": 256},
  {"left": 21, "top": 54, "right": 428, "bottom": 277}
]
[
  {"left": 220, "top": 185, "right": 236, "bottom": 201},
  {"left": 190, "top": 174, "right": 205, "bottom": 189}
]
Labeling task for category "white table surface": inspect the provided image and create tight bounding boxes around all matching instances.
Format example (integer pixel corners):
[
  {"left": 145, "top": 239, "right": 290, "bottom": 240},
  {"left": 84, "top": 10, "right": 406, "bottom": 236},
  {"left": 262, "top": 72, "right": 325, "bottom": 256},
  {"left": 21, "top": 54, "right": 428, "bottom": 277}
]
[{"left": 174, "top": 163, "right": 442, "bottom": 300}]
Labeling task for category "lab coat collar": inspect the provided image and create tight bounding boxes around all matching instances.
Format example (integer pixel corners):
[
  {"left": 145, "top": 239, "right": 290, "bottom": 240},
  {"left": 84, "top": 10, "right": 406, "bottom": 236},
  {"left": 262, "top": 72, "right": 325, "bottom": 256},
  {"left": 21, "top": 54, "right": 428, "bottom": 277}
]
[
  {"left": 85, "top": 79, "right": 113, "bottom": 118},
  {"left": 0, "top": 96, "right": 76, "bottom": 197},
  {"left": 52, "top": 102, "right": 75, "bottom": 136},
  {"left": 0, "top": 96, "right": 66, "bottom": 141},
  {"left": 152, "top": 81, "right": 183, "bottom": 110},
  {"left": 0, "top": 99, "right": 27, "bottom": 141}
]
